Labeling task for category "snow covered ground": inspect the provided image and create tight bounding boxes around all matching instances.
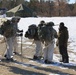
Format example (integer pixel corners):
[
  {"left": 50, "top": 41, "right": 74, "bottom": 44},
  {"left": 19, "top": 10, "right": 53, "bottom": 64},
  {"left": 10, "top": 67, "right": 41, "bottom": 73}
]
[
  {"left": 0, "top": 17, "right": 76, "bottom": 75},
  {"left": 18, "top": 17, "right": 76, "bottom": 64}
]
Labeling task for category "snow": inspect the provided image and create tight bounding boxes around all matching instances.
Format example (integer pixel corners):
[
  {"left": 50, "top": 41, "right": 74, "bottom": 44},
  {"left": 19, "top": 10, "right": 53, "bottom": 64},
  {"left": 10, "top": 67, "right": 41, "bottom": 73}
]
[
  {"left": 18, "top": 17, "right": 76, "bottom": 63},
  {"left": 15, "top": 17, "right": 76, "bottom": 69},
  {"left": 1, "top": 17, "right": 76, "bottom": 72},
  {"left": 18, "top": 17, "right": 76, "bottom": 42}
]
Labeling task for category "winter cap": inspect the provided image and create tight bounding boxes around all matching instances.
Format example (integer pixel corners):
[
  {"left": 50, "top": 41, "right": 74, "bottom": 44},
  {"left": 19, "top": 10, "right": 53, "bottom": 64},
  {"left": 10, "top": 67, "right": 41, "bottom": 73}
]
[
  {"left": 47, "top": 22, "right": 54, "bottom": 26},
  {"left": 40, "top": 20, "right": 45, "bottom": 24},
  {"left": 60, "top": 22, "right": 64, "bottom": 26},
  {"left": 59, "top": 22, "right": 65, "bottom": 28},
  {"left": 11, "top": 16, "right": 20, "bottom": 22}
]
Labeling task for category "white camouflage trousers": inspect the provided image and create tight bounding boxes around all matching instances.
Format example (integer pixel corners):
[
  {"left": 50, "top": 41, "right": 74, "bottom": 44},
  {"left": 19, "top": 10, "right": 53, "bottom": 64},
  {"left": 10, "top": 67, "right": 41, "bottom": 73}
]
[
  {"left": 34, "top": 40, "right": 43, "bottom": 57},
  {"left": 12, "top": 36, "right": 18, "bottom": 53},
  {"left": 5, "top": 37, "right": 13, "bottom": 59},
  {"left": 43, "top": 41, "right": 54, "bottom": 62}
]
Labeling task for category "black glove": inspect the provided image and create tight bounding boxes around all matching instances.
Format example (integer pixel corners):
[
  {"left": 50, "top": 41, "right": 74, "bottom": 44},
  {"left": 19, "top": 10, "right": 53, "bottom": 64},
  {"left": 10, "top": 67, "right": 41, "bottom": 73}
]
[
  {"left": 25, "top": 31, "right": 29, "bottom": 37},
  {"left": 20, "top": 30, "right": 23, "bottom": 32},
  {"left": 19, "top": 33, "right": 23, "bottom": 36},
  {"left": 56, "top": 40, "right": 59, "bottom": 46}
]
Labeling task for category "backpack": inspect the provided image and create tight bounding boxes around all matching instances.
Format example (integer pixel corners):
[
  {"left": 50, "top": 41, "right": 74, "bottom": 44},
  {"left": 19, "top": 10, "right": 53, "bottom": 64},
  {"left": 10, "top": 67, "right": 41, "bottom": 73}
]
[
  {"left": 0, "top": 21, "right": 7, "bottom": 35},
  {"left": 25, "top": 24, "right": 38, "bottom": 39},
  {"left": 0, "top": 20, "right": 14, "bottom": 38},
  {"left": 38, "top": 24, "right": 54, "bottom": 43},
  {"left": 0, "top": 27, "right": 3, "bottom": 35},
  {"left": 0, "top": 18, "right": 7, "bottom": 35}
]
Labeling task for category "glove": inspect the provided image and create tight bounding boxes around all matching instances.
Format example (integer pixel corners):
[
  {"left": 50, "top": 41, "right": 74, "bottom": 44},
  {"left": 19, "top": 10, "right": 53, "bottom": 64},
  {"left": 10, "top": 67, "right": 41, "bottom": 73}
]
[
  {"left": 20, "top": 30, "right": 23, "bottom": 32},
  {"left": 56, "top": 40, "right": 59, "bottom": 46},
  {"left": 19, "top": 33, "right": 23, "bottom": 36},
  {"left": 56, "top": 43, "right": 58, "bottom": 46},
  {"left": 25, "top": 31, "right": 29, "bottom": 37}
]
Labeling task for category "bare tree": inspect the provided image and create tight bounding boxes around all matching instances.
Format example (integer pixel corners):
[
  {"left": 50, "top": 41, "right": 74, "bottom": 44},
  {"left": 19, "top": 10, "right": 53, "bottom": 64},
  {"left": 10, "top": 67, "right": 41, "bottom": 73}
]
[
  {"left": 54, "top": 0, "right": 70, "bottom": 16},
  {"left": 72, "top": 3, "right": 76, "bottom": 16},
  {"left": 0, "top": 0, "right": 25, "bottom": 9}
]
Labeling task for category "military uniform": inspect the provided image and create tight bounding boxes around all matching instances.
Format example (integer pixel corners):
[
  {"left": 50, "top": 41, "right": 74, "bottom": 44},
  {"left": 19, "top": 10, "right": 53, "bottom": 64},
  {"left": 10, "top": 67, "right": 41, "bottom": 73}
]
[
  {"left": 11, "top": 17, "right": 23, "bottom": 54},
  {"left": 4, "top": 17, "right": 23, "bottom": 60},
  {"left": 33, "top": 29, "right": 43, "bottom": 60},
  {"left": 57, "top": 22, "right": 69, "bottom": 63},
  {"left": 33, "top": 21, "right": 45, "bottom": 60},
  {"left": 43, "top": 27, "right": 57, "bottom": 64},
  {"left": 11, "top": 19, "right": 19, "bottom": 54},
  {"left": 4, "top": 20, "right": 14, "bottom": 60}
]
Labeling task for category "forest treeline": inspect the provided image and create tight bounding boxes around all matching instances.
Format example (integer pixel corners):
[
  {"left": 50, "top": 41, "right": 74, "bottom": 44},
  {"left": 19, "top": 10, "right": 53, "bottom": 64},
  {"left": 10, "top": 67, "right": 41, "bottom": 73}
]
[{"left": 0, "top": 0, "right": 76, "bottom": 17}]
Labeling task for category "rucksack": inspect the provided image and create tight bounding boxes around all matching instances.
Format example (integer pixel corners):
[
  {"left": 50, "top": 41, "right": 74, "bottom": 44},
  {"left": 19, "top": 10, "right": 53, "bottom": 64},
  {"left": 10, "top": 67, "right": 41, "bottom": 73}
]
[
  {"left": 0, "top": 21, "right": 7, "bottom": 35},
  {"left": 25, "top": 24, "right": 38, "bottom": 39},
  {"left": 0, "top": 27, "right": 3, "bottom": 35},
  {"left": 38, "top": 24, "right": 54, "bottom": 43},
  {"left": 0, "top": 20, "right": 14, "bottom": 38},
  {"left": 0, "top": 18, "right": 7, "bottom": 35}
]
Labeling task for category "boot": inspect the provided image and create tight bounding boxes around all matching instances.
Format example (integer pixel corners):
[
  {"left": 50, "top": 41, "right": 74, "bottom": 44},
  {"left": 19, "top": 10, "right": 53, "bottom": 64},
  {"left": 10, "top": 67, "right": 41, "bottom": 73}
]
[
  {"left": 63, "top": 56, "right": 69, "bottom": 63},
  {"left": 44, "top": 59, "right": 48, "bottom": 64},
  {"left": 59, "top": 55, "right": 64, "bottom": 62},
  {"left": 33, "top": 55, "right": 38, "bottom": 60},
  {"left": 60, "top": 59, "right": 63, "bottom": 62},
  {"left": 63, "top": 59, "right": 69, "bottom": 63}
]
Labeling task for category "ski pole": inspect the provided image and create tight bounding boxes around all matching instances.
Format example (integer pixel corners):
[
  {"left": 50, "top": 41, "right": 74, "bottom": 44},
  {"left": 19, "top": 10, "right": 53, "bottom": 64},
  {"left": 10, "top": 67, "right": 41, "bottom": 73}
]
[
  {"left": 24, "top": 40, "right": 34, "bottom": 50},
  {"left": 20, "top": 33, "right": 23, "bottom": 62}
]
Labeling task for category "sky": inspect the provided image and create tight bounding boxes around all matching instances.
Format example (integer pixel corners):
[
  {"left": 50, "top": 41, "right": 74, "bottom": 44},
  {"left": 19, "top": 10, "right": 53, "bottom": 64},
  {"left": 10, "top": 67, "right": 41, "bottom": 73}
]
[
  {"left": 26, "top": 0, "right": 76, "bottom": 4},
  {"left": 69, "top": 0, "right": 75, "bottom": 4}
]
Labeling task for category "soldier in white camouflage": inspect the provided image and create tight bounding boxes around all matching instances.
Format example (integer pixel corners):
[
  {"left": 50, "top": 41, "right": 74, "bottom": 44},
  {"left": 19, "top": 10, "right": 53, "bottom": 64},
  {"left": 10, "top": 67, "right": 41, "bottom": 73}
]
[{"left": 4, "top": 17, "right": 23, "bottom": 61}]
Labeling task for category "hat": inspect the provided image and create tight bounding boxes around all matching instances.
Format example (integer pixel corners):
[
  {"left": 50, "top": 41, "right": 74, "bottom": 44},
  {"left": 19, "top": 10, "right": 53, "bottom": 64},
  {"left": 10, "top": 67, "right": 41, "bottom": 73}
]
[
  {"left": 40, "top": 20, "right": 45, "bottom": 24},
  {"left": 60, "top": 22, "right": 64, "bottom": 26},
  {"left": 47, "top": 22, "right": 54, "bottom": 26},
  {"left": 11, "top": 16, "right": 20, "bottom": 22}
]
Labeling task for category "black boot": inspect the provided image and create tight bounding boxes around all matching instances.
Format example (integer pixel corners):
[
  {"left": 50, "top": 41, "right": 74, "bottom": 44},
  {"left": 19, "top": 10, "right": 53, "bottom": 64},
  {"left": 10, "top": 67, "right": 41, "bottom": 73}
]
[
  {"left": 60, "top": 55, "right": 64, "bottom": 62},
  {"left": 44, "top": 59, "right": 48, "bottom": 64},
  {"left": 4, "top": 54, "right": 7, "bottom": 58},
  {"left": 33, "top": 55, "right": 38, "bottom": 60},
  {"left": 60, "top": 59, "right": 63, "bottom": 62},
  {"left": 63, "top": 56, "right": 69, "bottom": 63}
]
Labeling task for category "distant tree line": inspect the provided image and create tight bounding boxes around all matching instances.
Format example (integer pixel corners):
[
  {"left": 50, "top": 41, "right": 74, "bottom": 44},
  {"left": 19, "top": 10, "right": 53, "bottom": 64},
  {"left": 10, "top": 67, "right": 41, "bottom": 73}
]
[{"left": 0, "top": 0, "right": 76, "bottom": 16}]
